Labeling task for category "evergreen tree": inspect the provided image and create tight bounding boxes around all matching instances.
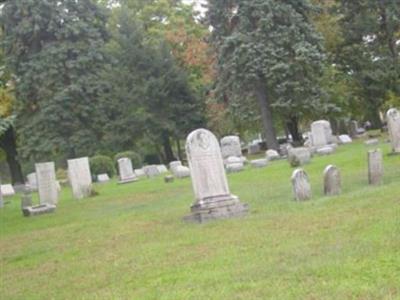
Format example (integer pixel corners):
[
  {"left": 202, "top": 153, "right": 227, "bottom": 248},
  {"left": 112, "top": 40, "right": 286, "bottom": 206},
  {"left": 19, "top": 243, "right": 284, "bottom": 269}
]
[
  {"left": 208, "top": 0, "right": 327, "bottom": 147},
  {"left": 2, "top": 0, "right": 109, "bottom": 162},
  {"left": 334, "top": 0, "right": 400, "bottom": 127}
]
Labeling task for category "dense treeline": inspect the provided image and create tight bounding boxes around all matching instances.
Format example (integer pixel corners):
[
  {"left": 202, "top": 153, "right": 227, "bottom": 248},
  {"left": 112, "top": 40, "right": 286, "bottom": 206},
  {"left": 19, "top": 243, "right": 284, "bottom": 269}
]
[{"left": 0, "top": 0, "right": 399, "bottom": 183}]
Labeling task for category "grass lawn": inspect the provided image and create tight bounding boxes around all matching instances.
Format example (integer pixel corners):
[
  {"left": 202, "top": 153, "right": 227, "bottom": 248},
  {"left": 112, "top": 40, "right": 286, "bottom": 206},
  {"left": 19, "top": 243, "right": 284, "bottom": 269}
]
[{"left": 1, "top": 139, "right": 400, "bottom": 299}]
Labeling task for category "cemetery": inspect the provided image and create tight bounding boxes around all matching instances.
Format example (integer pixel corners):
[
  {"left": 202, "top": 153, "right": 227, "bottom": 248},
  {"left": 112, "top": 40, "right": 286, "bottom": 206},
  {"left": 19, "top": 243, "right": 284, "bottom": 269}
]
[{"left": 1, "top": 0, "right": 399, "bottom": 299}]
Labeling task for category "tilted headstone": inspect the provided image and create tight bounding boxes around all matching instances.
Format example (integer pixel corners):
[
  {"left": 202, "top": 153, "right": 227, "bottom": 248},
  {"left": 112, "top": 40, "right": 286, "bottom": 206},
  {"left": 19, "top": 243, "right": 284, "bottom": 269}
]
[
  {"left": 35, "top": 162, "right": 59, "bottom": 205},
  {"left": 68, "top": 157, "right": 92, "bottom": 199},
  {"left": 368, "top": 149, "right": 383, "bottom": 185},
  {"left": 184, "top": 128, "right": 248, "bottom": 223},
  {"left": 386, "top": 108, "right": 400, "bottom": 153},
  {"left": 97, "top": 173, "right": 110, "bottom": 183},
  {"left": 288, "top": 147, "right": 311, "bottom": 167},
  {"left": 323, "top": 165, "right": 341, "bottom": 196},
  {"left": 117, "top": 158, "right": 138, "bottom": 184},
  {"left": 220, "top": 136, "right": 242, "bottom": 159},
  {"left": 0, "top": 184, "right": 15, "bottom": 197},
  {"left": 26, "top": 172, "right": 38, "bottom": 191},
  {"left": 291, "top": 169, "right": 311, "bottom": 201}
]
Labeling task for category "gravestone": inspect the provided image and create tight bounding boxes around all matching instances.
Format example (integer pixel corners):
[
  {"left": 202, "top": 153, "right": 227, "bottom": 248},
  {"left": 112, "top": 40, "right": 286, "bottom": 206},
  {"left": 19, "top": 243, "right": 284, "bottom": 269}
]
[
  {"left": 291, "top": 169, "right": 311, "bottom": 201},
  {"left": 68, "top": 157, "right": 92, "bottom": 199},
  {"left": 117, "top": 158, "right": 138, "bottom": 184},
  {"left": 225, "top": 156, "right": 244, "bottom": 173},
  {"left": 26, "top": 172, "right": 38, "bottom": 191},
  {"left": 143, "top": 165, "right": 160, "bottom": 178},
  {"left": 316, "top": 145, "right": 336, "bottom": 156},
  {"left": 248, "top": 142, "right": 261, "bottom": 155},
  {"left": 250, "top": 159, "right": 268, "bottom": 168},
  {"left": 311, "top": 120, "right": 333, "bottom": 148},
  {"left": 288, "top": 147, "right": 311, "bottom": 167},
  {"left": 97, "top": 174, "right": 110, "bottom": 183},
  {"left": 266, "top": 149, "right": 280, "bottom": 161},
  {"left": 157, "top": 165, "right": 168, "bottom": 174},
  {"left": 0, "top": 179, "right": 3, "bottom": 208},
  {"left": 338, "top": 134, "right": 352, "bottom": 144},
  {"left": 184, "top": 128, "right": 248, "bottom": 223},
  {"left": 134, "top": 168, "right": 146, "bottom": 178},
  {"left": 174, "top": 166, "right": 190, "bottom": 178},
  {"left": 323, "top": 165, "right": 341, "bottom": 196},
  {"left": 386, "top": 108, "right": 400, "bottom": 153},
  {"left": 368, "top": 149, "right": 383, "bottom": 185},
  {"left": 35, "top": 162, "right": 59, "bottom": 205},
  {"left": 169, "top": 161, "right": 182, "bottom": 173},
  {"left": 220, "top": 136, "right": 242, "bottom": 159},
  {"left": 164, "top": 175, "right": 174, "bottom": 183},
  {"left": 0, "top": 184, "right": 15, "bottom": 197}
]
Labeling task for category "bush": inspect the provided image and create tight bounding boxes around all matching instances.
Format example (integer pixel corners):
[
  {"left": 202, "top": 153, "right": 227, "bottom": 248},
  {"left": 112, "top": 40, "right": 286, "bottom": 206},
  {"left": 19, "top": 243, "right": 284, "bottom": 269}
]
[
  {"left": 89, "top": 155, "right": 115, "bottom": 178},
  {"left": 114, "top": 151, "right": 142, "bottom": 169}
]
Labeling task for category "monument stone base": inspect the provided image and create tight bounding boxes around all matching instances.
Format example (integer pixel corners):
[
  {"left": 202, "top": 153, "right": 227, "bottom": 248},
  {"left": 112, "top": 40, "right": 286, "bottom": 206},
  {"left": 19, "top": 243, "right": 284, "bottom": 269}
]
[
  {"left": 117, "top": 177, "right": 138, "bottom": 184},
  {"left": 183, "top": 194, "right": 248, "bottom": 223},
  {"left": 22, "top": 204, "right": 56, "bottom": 217}
]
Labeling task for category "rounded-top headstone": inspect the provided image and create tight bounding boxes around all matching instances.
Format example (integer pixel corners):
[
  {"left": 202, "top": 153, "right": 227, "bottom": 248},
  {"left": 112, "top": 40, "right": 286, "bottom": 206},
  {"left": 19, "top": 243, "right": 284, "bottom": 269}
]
[
  {"left": 220, "top": 135, "right": 242, "bottom": 159},
  {"left": 291, "top": 168, "right": 311, "bottom": 201},
  {"left": 323, "top": 165, "right": 341, "bottom": 196}
]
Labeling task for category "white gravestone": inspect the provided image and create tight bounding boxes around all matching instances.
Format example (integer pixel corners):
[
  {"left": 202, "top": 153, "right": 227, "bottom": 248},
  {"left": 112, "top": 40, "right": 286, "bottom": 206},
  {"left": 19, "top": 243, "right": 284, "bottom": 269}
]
[
  {"left": 35, "top": 162, "right": 59, "bottom": 205},
  {"left": 134, "top": 169, "right": 146, "bottom": 178},
  {"left": 323, "top": 165, "right": 341, "bottom": 196},
  {"left": 311, "top": 120, "right": 333, "bottom": 148},
  {"left": 0, "top": 184, "right": 15, "bottom": 197},
  {"left": 368, "top": 149, "right": 383, "bottom": 185},
  {"left": 68, "top": 157, "right": 92, "bottom": 199},
  {"left": 143, "top": 165, "right": 160, "bottom": 178},
  {"left": 220, "top": 136, "right": 242, "bottom": 159},
  {"left": 291, "top": 169, "right": 311, "bottom": 201},
  {"left": 157, "top": 165, "right": 168, "bottom": 174},
  {"left": 27, "top": 172, "right": 38, "bottom": 191},
  {"left": 387, "top": 108, "right": 400, "bottom": 154},
  {"left": 0, "top": 179, "right": 3, "bottom": 208},
  {"left": 97, "top": 174, "right": 110, "bottom": 183},
  {"left": 184, "top": 128, "right": 248, "bottom": 223},
  {"left": 117, "top": 158, "right": 138, "bottom": 184},
  {"left": 169, "top": 161, "right": 182, "bottom": 173}
]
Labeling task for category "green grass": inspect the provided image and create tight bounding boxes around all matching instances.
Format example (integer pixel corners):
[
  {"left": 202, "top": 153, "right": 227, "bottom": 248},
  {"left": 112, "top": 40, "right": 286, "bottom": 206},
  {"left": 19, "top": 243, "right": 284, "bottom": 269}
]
[{"left": 1, "top": 139, "right": 400, "bottom": 299}]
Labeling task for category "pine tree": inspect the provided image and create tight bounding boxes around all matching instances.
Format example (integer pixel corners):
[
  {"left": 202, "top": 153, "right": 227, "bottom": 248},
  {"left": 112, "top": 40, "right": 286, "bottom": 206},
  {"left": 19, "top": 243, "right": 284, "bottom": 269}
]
[{"left": 2, "top": 0, "right": 109, "bottom": 162}]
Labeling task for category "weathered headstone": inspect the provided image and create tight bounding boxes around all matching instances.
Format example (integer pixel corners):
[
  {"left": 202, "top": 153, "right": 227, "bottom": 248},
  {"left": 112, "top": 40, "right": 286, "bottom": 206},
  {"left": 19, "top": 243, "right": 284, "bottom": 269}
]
[
  {"left": 288, "top": 147, "right": 311, "bottom": 167},
  {"left": 316, "top": 145, "right": 336, "bottom": 156},
  {"left": 174, "top": 166, "right": 190, "bottom": 178},
  {"left": 225, "top": 156, "right": 244, "bottom": 173},
  {"left": 184, "top": 128, "right": 248, "bottom": 223},
  {"left": 311, "top": 120, "right": 333, "bottom": 148},
  {"left": 68, "top": 157, "right": 92, "bottom": 199},
  {"left": 364, "top": 139, "right": 379, "bottom": 147},
  {"left": 0, "top": 184, "right": 15, "bottom": 197},
  {"left": 266, "top": 149, "right": 280, "bottom": 161},
  {"left": 97, "top": 173, "right": 110, "bottom": 183},
  {"left": 386, "top": 108, "right": 400, "bottom": 154},
  {"left": 248, "top": 142, "right": 261, "bottom": 155},
  {"left": 0, "top": 179, "right": 3, "bottom": 208},
  {"left": 250, "top": 159, "right": 268, "bottom": 168},
  {"left": 26, "top": 172, "right": 38, "bottom": 191},
  {"left": 368, "top": 149, "right": 383, "bottom": 185},
  {"left": 143, "top": 165, "right": 160, "bottom": 178},
  {"left": 169, "top": 161, "right": 182, "bottom": 173},
  {"left": 323, "top": 165, "right": 341, "bottom": 196},
  {"left": 117, "top": 158, "right": 138, "bottom": 184},
  {"left": 35, "top": 162, "right": 59, "bottom": 205},
  {"left": 291, "top": 169, "right": 311, "bottom": 201},
  {"left": 338, "top": 134, "right": 352, "bottom": 144},
  {"left": 164, "top": 175, "right": 174, "bottom": 183},
  {"left": 157, "top": 164, "right": 169, "bottom": 174},
  {"left": 220, "top": 136, "right": 242, "bottom": 159},
  {"left": 134, "top": 168, "right": 146, "bottom": 178}
]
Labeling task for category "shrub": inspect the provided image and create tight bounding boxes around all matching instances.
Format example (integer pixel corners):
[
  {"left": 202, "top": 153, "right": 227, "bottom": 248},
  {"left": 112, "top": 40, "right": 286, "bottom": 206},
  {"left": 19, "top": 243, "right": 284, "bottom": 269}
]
[
  {"left": 89, "top": 155, "right": 115, "bottom": 178},
  {"left": 114, "top": 151, "right": 142, "bottom": 169}
]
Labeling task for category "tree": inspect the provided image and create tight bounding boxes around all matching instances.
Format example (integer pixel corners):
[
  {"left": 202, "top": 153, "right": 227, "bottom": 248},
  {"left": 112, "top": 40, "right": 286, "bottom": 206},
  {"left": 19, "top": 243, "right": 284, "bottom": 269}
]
[
  {"left": 334, "top": 0, "right": 400, "bottom": 127},
  {"left": 208, "top": 0, "right": 327, "bottom": 148},
  {"left": 2, "top": 0, "right": 109, "bottom": 162}
]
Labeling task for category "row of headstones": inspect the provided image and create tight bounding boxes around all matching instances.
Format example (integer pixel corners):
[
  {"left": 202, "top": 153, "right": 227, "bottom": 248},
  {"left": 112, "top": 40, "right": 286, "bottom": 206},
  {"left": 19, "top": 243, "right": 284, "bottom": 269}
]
[{"left": 292, "top": 149, "right": 384, "bottom": 201}]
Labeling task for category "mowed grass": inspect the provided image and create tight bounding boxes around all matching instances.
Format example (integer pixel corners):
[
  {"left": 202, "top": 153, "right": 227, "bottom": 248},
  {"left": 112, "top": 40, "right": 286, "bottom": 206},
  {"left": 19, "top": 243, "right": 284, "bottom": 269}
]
[{"left": 1, "top": 139, "right": 400, "bottom": 299}]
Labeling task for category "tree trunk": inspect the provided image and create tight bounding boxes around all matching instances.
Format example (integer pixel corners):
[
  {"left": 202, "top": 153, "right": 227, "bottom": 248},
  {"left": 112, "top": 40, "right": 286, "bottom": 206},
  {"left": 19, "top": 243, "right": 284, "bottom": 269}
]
[
  {"left": 286, "top": 115, "right": 302, "bottom": 145},
  {"left": 255, "top": 80, "right": 279, "bottom": 151},
  {"left": 0, "top": 127, "right": 24, "bottom": 184},
  {"left": 161, "top": 131, "right": 175, "bottom": 163},
  {"left": 176, "top": 138, "right": 183, "bottom": 162}
]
